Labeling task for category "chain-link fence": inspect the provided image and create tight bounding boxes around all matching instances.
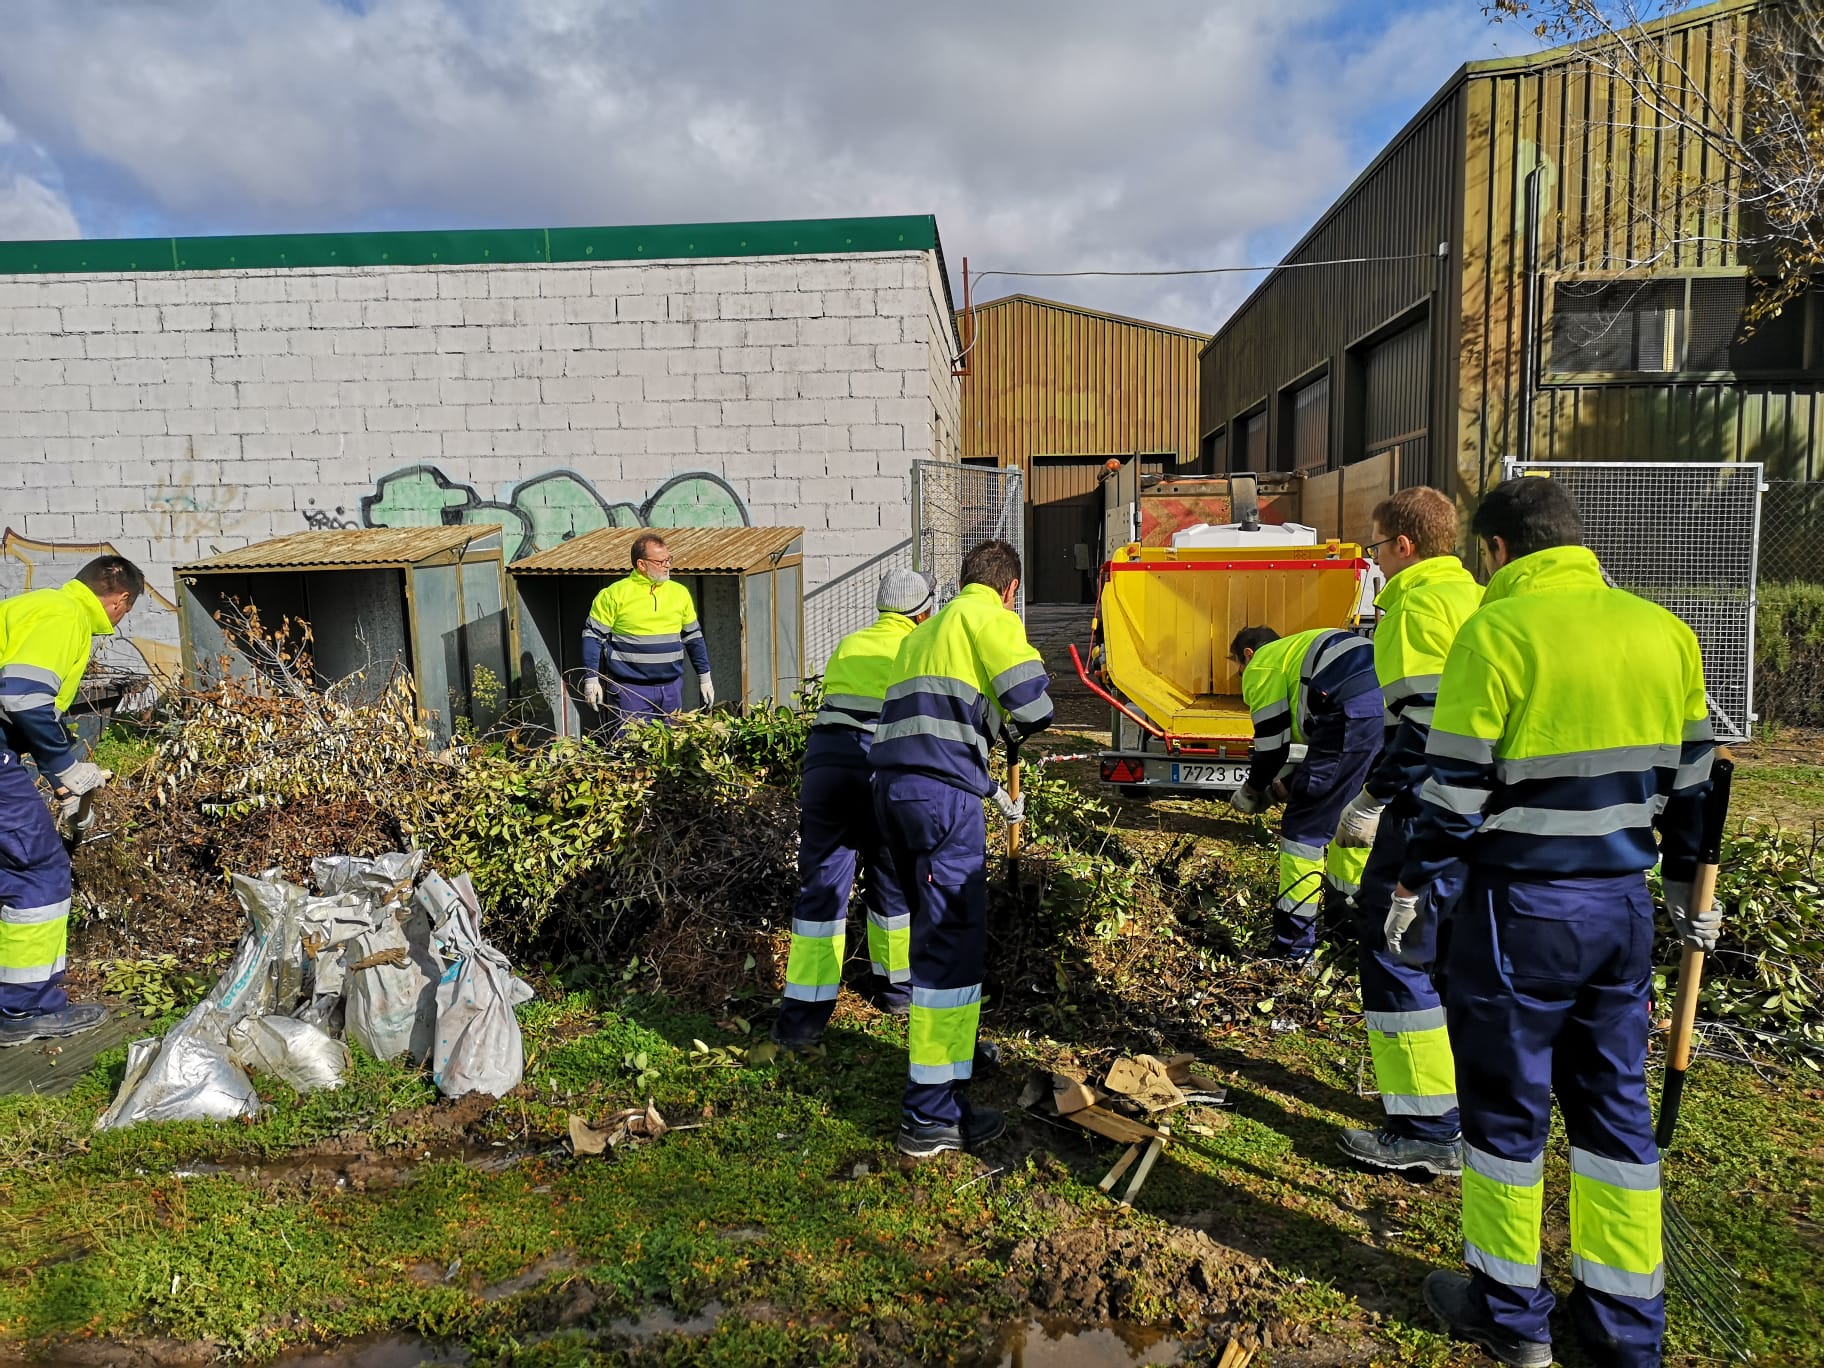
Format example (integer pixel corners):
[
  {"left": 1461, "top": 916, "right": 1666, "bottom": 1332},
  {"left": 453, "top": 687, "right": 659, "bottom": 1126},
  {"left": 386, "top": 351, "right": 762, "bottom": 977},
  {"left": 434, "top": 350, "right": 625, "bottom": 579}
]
[
  {"left": 1757, "top": 479, "right": 1824, "bottom": 727},
  {"left": 803, "top": 536, "right": 916, "bottom": 669},
  {"left": 912, "top": 460, "right": 1027, "bottom": 617},
  {"left": 1503, "top": 460, "right": 1761, "bottom": 739}
]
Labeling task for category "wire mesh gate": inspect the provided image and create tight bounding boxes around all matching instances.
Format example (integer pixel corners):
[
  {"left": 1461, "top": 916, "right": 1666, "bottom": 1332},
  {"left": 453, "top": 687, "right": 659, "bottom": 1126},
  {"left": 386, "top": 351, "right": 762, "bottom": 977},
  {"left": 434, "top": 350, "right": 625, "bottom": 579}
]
[
  {"left": 912, "top": 460, "right": 1027, "bottom": 617},
  {"left": 1501, "top": 460, "right": 1763, "bottom": 740}
]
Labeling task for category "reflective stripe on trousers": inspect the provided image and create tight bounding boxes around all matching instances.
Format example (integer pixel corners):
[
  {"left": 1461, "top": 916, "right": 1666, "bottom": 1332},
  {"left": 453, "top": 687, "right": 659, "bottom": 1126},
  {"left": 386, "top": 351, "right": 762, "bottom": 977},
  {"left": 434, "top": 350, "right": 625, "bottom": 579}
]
[
  {"left": 875, "top": 770, "right": 988, "bottom": 1128},
  {"left": 0, "top": 746, "right": 72, "bottom": 1016},
  {"left": 1446, "top": 869, "right": 1664, "bottom": 1366}
]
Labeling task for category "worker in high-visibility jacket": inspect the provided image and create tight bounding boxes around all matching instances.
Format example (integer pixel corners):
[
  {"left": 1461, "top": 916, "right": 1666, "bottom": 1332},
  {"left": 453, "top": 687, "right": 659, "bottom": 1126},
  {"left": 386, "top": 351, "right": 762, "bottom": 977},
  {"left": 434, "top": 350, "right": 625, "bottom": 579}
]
[
  {"left": 772, "top": 569, "right": 936, "bottom": 1049},
  {"left": 1330, "top": 487, "right": 1484, "bottom": 1178},
  {"left": 1229, "top": 625, "right": 1382, "bottom": 959},
  {"left": 1399, "top": 477, "right": 1716, "bottom": 1368},
  {"left": 871, "top": 540, "right": 1052, "bottom": 1159},
  {"left": 0, "top": 557, "right": 144, "bottom": 1047},
  {"left": 580, "top": 533, "right": 712, "bottom": 733}
]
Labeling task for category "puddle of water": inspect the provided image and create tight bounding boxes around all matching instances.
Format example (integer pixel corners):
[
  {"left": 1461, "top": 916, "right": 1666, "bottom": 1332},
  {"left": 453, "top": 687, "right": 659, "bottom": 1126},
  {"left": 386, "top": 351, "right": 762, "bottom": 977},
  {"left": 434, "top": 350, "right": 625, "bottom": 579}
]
[
  {"left": 987, "top": 1319, "right": 1183, "bottom": 1368},
  {"left": 608, "top": 1299, "right": 726, "bottom": 1342},
  {"left": 271, "top": 1337, "right": 472, "bottom": 1368}
]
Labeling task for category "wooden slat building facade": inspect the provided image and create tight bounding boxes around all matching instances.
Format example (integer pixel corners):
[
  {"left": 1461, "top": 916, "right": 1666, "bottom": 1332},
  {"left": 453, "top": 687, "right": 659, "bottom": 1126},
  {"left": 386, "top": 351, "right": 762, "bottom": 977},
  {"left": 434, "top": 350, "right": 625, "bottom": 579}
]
[
  {"left": 959, "top": 294, "right": 1205, "bottom": 602},
  {"left": 1199, "top": 0, "right": 1823, "bottom": 510}
]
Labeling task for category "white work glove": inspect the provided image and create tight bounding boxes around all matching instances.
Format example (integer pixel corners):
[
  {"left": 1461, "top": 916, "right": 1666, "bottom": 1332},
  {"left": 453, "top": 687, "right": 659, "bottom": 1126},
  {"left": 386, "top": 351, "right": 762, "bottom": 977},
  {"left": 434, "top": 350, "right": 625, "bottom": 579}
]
[
  {"left": 580, "top": 677, "right": 604, "bottom": 709},
  {"left": 698, "top": 673, "right": 716, "bottom": 708},
  {"left": 1335, "top": 790, "right": 1387, "bottom": 848},
  {"left": 1662, "top": 879, "right": 1723, "bottom": 953},
  {"left": 991, "top": 785, "right": 1025, "bottom": 823},
  {"left": 54, "top": 761, "right": 109, "bottom": 796},
  {"left": 1228, "top": 785, "right": 1264, "bottom": 815},
  {"left": 1385, "top": 890, "right": 1422, "bottom": 960}
]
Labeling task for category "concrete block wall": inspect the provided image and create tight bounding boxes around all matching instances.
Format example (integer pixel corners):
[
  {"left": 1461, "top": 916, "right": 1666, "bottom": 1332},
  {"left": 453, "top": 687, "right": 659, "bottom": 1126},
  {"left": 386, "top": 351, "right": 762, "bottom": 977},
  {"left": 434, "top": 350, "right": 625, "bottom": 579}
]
[{"left": 0, "top": 248, "right": 961, "bottom": 672}]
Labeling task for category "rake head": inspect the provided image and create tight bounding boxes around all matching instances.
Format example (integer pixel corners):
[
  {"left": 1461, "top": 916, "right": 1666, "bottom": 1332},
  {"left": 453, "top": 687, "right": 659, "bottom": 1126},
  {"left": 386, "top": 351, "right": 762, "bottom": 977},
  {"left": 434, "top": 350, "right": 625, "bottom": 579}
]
[{"left": 1664, "top": 1191, "right": 1751, "bottom": 1362}]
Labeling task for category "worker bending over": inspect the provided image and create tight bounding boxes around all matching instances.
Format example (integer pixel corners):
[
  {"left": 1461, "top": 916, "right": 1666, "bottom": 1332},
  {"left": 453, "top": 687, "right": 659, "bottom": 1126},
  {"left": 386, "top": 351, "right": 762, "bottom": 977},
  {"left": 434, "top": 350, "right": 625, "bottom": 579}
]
[
  {"left": 580, "top": 533, "right": 713, "bottom": 733},
  {"left": 871, "top": 541, "right": 1052, "bottom": 1158},
  {"left": 1332, "top": 487, "right": 1483, "bottom": 1177},
  {"left": 1399, "top": 478, "right": 1716, "bottom": 1368},
  {"left": 0, "top": 556, "right": 143, "bottom": 1047},
  {"left": 773, "top": 569, "right": 935, "bottom": 1049},
  {"left": 1229, "top": 625, "right": 1382, "bottom": 960}
]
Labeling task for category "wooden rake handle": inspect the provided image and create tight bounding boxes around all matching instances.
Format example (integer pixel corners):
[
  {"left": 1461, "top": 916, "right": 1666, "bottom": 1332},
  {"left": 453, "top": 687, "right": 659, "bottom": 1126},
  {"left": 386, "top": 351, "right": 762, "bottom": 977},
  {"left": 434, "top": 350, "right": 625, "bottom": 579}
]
[{"left": 1656, "top": 749, "right": 1734, "bottom": 1152}]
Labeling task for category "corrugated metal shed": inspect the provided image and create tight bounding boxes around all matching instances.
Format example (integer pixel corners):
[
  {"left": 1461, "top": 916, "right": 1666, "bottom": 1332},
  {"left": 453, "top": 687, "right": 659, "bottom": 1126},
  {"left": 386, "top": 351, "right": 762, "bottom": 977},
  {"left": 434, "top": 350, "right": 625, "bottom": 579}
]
[
  {"left": 511, "top": 526, "right": 803, "bottom": 575},
  {"left": 177, "top": 526, "right": 500, "bottom": 573},
  {"left": 961, "top": 295, "right": 1205, "bottom": 474}
]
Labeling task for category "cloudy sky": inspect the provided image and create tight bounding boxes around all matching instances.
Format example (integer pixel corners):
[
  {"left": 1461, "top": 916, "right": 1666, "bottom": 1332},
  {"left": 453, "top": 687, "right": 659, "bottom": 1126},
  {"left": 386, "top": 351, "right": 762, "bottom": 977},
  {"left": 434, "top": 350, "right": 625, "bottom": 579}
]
[{"left": 0, "top": 0, "right": 1531, "bottom": 332}]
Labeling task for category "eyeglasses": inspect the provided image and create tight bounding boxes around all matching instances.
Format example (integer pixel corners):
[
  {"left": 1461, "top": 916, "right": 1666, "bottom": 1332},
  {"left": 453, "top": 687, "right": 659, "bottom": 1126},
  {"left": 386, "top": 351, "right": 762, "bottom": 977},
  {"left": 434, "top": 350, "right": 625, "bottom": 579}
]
[
  {"left": 1363, "top": 536, "right": 1397, "bottom": 558},
  {"left": 640, "top": 555, "right": 673, "bottom": 568}
]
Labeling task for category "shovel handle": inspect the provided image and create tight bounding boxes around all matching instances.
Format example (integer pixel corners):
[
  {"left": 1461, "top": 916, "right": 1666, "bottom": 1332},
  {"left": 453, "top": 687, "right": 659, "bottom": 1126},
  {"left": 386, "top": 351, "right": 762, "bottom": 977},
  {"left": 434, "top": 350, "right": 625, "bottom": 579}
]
[
  {"left": 1656, "top": 750, "right": 1733, "bottom": 1151},
  {"left": 1006, "top": 740, "right": 1023, "bottom": 865}
]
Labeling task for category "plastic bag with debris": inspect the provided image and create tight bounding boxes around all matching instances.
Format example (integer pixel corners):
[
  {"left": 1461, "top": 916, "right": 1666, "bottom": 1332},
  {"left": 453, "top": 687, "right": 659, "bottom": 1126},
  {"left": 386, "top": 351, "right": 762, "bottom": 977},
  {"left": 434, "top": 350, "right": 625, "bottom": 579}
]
[
  {"left": 228, "top": 1015, "right": 350, "bottom": 1094},
  {"left": 312, "top": 850, "right": 424, "bottom": 903},
  {"left": 344, "top": 904, "right": 441, "bottom": 1063},
  {"left": 291, "top": 892, "right": 374, "bottom": 1034},
  {"left": 418, "top": 871, "right": 535, "bottom": 1099},
  {"left": 96, "top": 1011, "right": 259, "bottom": 1129},
  {"left": 215, "top": 871, "right": 315, "bottom": 1021}
]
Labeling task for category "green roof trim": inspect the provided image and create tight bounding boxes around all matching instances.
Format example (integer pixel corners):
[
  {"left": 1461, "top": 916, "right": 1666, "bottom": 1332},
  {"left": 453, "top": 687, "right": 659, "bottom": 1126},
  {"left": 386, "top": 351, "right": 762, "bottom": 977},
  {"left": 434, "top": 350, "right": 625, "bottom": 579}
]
[{"left": 0, "top": 214, "right": 942, "bottom": 277}]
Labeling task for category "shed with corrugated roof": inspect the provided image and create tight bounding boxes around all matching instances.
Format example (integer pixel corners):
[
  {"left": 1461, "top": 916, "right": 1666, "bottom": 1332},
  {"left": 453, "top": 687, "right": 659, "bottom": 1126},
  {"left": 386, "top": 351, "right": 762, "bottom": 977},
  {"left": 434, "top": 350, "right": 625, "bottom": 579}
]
[
  {"left": 174, "top": 526, "right": 511, "bottom": 744},
  {"left": 510, "top": 525, "right": 804, "bottom": 737}
]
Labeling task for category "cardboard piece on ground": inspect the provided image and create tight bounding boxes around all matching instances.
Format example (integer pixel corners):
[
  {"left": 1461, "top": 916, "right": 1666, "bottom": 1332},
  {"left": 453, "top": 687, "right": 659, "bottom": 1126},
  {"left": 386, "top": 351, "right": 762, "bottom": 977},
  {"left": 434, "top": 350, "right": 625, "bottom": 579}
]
[
  {"left": 568, "top": 1102, "right": 669, "bottom": 1156},
  {"left": 1050, "top": 1072, "right": 1103, "bottom": 1116},
  {"left": 1165, "top": 1053, "right": 1228, "bottom": 1098},
  {"left": 1104, "top": 1054, "right": 1186, "bottom": 1112}
]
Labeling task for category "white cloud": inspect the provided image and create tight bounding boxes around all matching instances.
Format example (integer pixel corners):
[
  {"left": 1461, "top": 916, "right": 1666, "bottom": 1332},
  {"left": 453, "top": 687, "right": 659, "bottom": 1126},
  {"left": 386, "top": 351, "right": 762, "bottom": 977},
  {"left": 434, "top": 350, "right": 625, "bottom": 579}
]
[
  {"left": 0, "top": 174, "right": 79, "bottom": 240},
  {"left": 0, "top": 0, "right": 1503, "bottom": 326}
]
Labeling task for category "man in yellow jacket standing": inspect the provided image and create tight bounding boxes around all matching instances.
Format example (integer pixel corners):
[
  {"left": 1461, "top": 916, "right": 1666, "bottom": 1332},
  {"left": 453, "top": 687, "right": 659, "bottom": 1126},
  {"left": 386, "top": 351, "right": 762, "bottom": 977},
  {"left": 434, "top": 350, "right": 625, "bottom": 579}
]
[
  {"left": 871, "top": 541, "right": 1053, "bottom": 1158},
  {"left": 1400, "top": 478, "right": 1715, "bottom": 1368},
  {"left": 0, "top": 556, "right": 144, "bottom": 1047},
  {"left": 773, "top": 569, "right": 934, "bottom": 1048},
  {"left": 1332, "top": 487, "right": 1483, "bottom": 1176},
  {"left": 580, "top": 533, "right": 712, "bottom": 733}
]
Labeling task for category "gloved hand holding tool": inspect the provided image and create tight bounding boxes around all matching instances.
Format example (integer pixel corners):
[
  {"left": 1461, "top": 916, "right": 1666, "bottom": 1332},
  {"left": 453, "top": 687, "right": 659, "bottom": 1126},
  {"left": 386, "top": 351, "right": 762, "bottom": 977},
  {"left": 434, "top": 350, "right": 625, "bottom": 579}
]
[
  {"left": 1657, "top": 751, "right": 1733, "bottom": 1150},
  {"left": 1228, "top": 784, "right": 1264, "bottom": 815},
  {"left": 698, "top": 672, "right": 716, "bottom": 709},
  {"left": 580, "top": 676, "right": 604, "bottom": 710},
  {"left": 1002, "top": 739, "right": 1024, "bottom": 887}
]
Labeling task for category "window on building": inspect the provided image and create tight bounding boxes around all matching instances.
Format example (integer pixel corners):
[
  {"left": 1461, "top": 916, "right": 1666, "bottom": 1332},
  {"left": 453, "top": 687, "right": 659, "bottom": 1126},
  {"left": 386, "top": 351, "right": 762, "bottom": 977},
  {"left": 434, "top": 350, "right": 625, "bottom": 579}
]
[
  {"left": 1286, "top": 374, "right": 1330, "bottom": 473},
  {"left": 1200, "top": 427, "right": 1227, "bottom": 474},
  {"left": 1242, "top": 409, "right": 1268, "bottom": 473},
  {"left": 1547, "top": 275, "right": 1820, "bottom": 379}
]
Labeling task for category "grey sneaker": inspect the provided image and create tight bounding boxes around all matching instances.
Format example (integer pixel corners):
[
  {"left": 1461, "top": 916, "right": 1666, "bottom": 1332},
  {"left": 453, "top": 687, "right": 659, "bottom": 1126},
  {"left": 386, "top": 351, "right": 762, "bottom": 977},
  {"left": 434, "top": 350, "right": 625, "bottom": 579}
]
[
  {"left": 896, "top": 1106, "right": 1007, "bottom": 1159},
  {"left": 1423, "top": 1270, "right": 1554, "bottom": 1368},
  {"left": 0, "top": 1003, "right": 106, "bottom": 1048},
  {"left": 1339, "top": 1126, "right": 1462, "bottom": 1176}
]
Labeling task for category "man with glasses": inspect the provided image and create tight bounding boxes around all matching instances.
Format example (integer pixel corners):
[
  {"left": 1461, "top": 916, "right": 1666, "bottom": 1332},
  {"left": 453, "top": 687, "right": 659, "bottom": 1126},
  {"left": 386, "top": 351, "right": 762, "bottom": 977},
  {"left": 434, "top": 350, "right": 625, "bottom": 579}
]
[{"left": 581, "top": 533, "right": 713, "bottom": 734}]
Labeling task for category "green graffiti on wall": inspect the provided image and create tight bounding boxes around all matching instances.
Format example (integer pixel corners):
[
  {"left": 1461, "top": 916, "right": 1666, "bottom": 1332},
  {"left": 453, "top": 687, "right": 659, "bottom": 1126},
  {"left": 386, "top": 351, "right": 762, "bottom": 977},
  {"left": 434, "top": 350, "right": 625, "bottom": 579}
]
[{"left": 360, "top": 466, "right": 749, "bottom": 560}]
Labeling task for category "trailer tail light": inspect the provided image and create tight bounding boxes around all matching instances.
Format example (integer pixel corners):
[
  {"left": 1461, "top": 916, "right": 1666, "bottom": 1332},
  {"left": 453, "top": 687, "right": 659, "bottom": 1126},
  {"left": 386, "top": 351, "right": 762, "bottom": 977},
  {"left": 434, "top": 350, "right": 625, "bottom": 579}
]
[{"left": 1102, "top": 757, "right": 1146, "bottom": 784}]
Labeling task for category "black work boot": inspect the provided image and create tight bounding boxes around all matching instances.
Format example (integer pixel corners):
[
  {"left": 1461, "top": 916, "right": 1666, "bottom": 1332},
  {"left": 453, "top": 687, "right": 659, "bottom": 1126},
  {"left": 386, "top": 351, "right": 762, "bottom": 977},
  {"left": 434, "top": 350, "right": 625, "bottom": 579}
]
[
  {"left": 1423, "top": 1270, "right": 1553, "bottom": 1367},
  {"left": 0, "top": 1003, "right": 106, "bottom": 1048},
  {"left": 1338, "top": 1126, "right": 1462, "bottom": 1176},
  {"left": 897, "top": 1105, "right": 1007, "bottom": 1159}
]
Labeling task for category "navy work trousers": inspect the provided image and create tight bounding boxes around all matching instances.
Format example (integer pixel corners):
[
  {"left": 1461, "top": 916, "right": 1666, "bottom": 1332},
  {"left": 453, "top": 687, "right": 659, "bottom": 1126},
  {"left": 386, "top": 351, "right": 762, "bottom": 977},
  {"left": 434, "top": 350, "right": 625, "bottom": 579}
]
[
  {"left": 602, "top": 676, "right": 682, "bottom": 736},
  {"left": 0, "top": 747, "right": 72, "bottom": 1016},
  {"left": 1448, "top": 871, "right": 1664, "bottom": 1367},
  {"left": 1272, "top": 700, "right": 1382, "bottom": 957},
  {"left": 874, "top": 770, "right": 987, "bottom": 1130},
  {"left": 1353, "top": 797, "right": 1462, "bottom": 1142},
  {"left": 774, "top": 763, "right": 912, "bottom": 1041}
]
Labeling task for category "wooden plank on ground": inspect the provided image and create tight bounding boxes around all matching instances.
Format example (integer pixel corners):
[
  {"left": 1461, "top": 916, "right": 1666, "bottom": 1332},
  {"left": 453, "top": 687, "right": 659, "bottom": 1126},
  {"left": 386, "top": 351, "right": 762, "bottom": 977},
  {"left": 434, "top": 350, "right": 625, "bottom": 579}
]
[
  {"left": 0, "top": 1007, "right": 137, "bottom": 1098},
  {"left": 1066, "top": 1105, "right": 1158, "bottom": 1145}
]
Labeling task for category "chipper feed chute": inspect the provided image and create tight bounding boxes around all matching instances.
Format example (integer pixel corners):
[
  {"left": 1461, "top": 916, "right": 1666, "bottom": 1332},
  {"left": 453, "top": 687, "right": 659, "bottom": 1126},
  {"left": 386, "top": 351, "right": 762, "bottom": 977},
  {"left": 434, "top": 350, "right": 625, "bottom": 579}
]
[{"left": 1078, "top": 542, "right": 1369, "bottom": 793}]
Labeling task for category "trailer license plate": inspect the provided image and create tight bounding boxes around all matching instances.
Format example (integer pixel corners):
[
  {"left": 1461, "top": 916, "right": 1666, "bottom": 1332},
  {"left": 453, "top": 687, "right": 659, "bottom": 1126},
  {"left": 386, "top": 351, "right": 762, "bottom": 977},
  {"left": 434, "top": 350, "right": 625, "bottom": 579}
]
[{"left": 1171, "top": 763, "right": 1244, "bottom": 788}]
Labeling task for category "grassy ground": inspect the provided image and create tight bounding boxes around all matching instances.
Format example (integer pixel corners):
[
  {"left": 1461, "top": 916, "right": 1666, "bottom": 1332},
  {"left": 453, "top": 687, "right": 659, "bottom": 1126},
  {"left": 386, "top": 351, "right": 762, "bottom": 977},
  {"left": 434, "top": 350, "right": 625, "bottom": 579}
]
[{"left": 1, "top": 731, "right": 1819, "bottom": 1365}]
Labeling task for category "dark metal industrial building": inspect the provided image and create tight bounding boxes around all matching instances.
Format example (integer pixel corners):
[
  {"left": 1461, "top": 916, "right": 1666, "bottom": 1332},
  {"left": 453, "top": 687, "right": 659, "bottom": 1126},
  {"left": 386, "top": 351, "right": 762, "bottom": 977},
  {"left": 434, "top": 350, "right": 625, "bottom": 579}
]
[{"left": 1198, "top": 0, "right": 1823, "bottom": 501}]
